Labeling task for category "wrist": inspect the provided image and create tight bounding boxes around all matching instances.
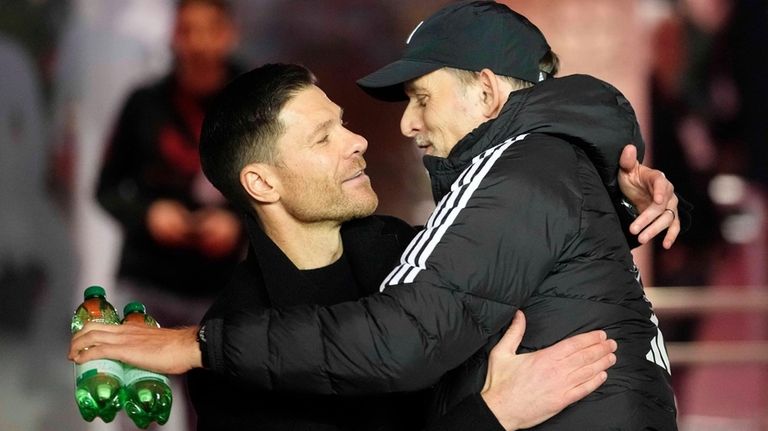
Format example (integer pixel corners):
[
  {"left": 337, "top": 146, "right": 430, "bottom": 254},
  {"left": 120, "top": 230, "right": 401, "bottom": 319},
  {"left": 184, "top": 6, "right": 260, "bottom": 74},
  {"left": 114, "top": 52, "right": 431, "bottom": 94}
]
[{"left": 186, "top": 325, "right": 204, "bottom": 369}]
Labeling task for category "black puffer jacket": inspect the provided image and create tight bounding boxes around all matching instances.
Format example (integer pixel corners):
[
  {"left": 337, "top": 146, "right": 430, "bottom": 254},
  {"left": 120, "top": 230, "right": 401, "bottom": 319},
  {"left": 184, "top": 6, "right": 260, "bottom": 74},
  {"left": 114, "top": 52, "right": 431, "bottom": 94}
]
[{"left": 199, "top": 75, "right": 677, "bottom": 429}]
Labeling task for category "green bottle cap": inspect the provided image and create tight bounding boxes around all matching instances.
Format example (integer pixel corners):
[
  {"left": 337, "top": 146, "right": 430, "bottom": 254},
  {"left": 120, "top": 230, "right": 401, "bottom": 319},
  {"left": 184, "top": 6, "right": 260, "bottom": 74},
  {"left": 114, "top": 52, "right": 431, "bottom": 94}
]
[
  {"left": 123, "top": 301, "right": 146, "bottom": 316},
  {"left": 83, "top": 285, "right": 106, "bottom": 299}
]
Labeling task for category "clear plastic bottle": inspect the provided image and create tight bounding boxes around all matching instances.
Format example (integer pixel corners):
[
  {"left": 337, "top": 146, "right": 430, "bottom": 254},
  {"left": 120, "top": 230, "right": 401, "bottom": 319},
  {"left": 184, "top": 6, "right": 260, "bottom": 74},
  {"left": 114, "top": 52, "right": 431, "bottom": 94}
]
[
  {"left": 71, "top": 285, "right": 124, "bottom": 422},
  {"left": 121, "top": 302, "right": 173, "bottom": 429}
]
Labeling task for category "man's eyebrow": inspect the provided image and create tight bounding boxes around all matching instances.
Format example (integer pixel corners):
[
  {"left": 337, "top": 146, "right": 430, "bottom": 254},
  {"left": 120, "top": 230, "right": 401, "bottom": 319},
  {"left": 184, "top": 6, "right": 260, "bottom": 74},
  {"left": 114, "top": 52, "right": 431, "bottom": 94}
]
[
  {"left": 404, "top": 82, "right": 425, "bottom": 95},
  {"left": 309, "top": 119, "right": 333, "bottom": 141},
  {"left": 308, "top": 108, "right": 344, "bottom": 142}
]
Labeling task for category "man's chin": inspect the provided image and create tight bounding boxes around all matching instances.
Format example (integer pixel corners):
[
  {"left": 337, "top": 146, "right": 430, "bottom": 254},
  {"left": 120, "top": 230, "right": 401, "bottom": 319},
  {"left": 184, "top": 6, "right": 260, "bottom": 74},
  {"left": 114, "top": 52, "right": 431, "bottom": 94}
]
[{"left": 346, "top": 195, "right": 379, "bottom": 221}]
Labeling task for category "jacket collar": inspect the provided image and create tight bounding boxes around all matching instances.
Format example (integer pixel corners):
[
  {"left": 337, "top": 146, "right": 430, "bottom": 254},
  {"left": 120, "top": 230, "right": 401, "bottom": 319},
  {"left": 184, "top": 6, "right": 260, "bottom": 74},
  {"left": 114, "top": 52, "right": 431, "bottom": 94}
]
[{"left": 243, "top": 213, "right": 405, "bottom": 306}]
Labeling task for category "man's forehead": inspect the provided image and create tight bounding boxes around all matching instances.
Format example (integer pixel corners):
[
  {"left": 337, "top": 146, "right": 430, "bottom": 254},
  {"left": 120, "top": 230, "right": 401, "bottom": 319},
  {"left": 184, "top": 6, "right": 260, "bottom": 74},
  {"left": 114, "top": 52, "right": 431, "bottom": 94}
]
[
  {"left": 282, "top": 85, "right": 339, "bottom": 117},
  {"left": 278, "top": 85, "right": 343, "bottom": 143},
  {"left": 404, "top": 69, "right": 453, "bottom": 94}
]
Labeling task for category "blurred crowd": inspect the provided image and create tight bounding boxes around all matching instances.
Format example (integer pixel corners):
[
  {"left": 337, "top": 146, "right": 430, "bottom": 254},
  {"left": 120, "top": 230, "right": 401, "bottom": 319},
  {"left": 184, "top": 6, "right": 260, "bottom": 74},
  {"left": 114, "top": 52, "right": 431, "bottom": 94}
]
[{"left": 650, "top": 0, "right": 768, "bottom": 288}]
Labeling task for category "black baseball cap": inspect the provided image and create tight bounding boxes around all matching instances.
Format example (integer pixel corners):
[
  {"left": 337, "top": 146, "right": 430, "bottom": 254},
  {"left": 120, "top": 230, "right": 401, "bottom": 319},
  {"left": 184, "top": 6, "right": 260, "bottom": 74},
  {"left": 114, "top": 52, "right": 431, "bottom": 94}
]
[{"left": 357, "top": 0, "right": 551, "bottom": 102}]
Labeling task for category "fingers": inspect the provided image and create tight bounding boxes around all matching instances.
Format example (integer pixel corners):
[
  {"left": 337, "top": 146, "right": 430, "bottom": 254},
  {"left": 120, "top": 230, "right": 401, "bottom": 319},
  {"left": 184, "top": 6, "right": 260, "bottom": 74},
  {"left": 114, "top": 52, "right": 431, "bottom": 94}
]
[
  {"left": 650, "top": 169, "right": 672, "bottom": 206},
  {"left": 629, "top": 180, "right": 670, "bottom": 236},
  {"left": 70, "top": 328, "right": 121, "bottom": 361},
  {"left": 563, "top": 371, "right": 609, "bottom": 405},
  {"left": 660, "top": 194, "right": 681, "bottom": 249},
  {"left": 69, "top": 323, "right": 143, "bottom": 361},
  {"left": 662, "top": 216, "right": 681, "bottom": 249},
  {"left": 630, "top": 208, "right": 657, "bottom": 236},
  {"left": 631, "top": 200, "right": 678, "bottom": 244},
  {"left": 561, "top": 344, "right": 617, "bottom": 404},
  {"left": 559, "top": 340, "right": 617, "bottom": 374},
  {"left": 629, "top": 166, "right": 677, "bottom": 242},
  {"left": 562, "top": 339, "right": 617, "bottom": 372},
  {"left": 70, "top": 323, "right": 112, "bottom": 353},
  {"left": 546, "top": 330, "right": 608, "bottom": 359},
  {"left": 71, "top": 343, "right": 122, "bottom": 364},
  {"left": 635, "top": 203, "right": 678, "bottom": 245},
  {"left": 565, "top": 347, "right": 617, "bottom": 391}
]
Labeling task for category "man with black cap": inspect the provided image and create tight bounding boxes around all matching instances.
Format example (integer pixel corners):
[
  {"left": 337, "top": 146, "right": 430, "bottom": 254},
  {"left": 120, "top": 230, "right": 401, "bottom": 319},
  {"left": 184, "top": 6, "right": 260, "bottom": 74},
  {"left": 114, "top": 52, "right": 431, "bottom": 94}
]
[
  {"left": 71, "top": 2, "right": 681, "bottom": 429},
  {"left": 353, "top": 1, "right": 678, "bottom": 428}
]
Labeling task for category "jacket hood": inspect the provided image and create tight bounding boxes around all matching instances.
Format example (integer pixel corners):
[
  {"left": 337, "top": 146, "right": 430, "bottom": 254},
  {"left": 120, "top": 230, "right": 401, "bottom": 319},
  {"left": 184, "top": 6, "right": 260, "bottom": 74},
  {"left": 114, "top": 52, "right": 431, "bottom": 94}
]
[{"left": 423, "top": 74, "right": 644, "bottom": 202}]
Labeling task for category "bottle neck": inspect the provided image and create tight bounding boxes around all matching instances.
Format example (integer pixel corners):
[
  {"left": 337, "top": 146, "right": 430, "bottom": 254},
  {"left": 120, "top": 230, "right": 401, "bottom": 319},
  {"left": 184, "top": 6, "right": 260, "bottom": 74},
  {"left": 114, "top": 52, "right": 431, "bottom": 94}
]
[
  {"left": 84, "top": 296, "right": 105, "bottom": 318},
  {"left": 123, "top": 312, "right": 146, "bottom": 325}
]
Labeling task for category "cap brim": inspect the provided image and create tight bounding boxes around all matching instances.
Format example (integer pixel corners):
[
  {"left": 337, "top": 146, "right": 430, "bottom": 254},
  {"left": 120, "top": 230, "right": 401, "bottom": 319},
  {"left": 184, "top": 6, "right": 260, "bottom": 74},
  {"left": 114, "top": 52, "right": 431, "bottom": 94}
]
[{"left": 356, "top": 59, "right": 442, "bottom": 102}]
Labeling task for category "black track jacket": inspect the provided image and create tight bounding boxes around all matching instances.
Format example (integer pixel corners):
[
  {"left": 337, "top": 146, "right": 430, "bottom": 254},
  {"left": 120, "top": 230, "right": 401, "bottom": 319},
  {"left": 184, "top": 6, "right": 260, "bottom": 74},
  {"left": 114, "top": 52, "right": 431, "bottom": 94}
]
[{"left": 198, "top": 75, "right": 677, "bottom": 430}]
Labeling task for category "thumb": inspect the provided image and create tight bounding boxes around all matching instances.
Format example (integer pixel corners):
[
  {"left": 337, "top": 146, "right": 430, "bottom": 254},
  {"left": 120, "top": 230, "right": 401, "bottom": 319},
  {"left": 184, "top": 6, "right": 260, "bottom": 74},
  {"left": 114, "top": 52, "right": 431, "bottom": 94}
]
[
  {"left": 619, "top": 144, "right": 638, "bottom": 173},
  {"left": 496, "top": 310, "right": 526, "bottom": 354}
]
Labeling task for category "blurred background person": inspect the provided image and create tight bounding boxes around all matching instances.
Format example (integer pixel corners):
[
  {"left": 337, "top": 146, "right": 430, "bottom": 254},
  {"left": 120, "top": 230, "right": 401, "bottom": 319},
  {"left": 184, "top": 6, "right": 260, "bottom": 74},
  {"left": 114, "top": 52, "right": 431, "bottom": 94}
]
[{"left": 94, "top": 0, "right": 244, "bottom": 429}]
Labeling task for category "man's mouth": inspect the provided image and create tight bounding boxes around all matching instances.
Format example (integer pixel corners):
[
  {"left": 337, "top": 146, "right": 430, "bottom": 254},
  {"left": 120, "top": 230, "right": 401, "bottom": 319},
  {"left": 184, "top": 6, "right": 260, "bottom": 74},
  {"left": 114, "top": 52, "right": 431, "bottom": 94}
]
[
  {"left": 344, "top": 165, "right": 368, "bottom": 183},
  {"left": 414, "top": 137, "right": 433, "bottom": 153}
]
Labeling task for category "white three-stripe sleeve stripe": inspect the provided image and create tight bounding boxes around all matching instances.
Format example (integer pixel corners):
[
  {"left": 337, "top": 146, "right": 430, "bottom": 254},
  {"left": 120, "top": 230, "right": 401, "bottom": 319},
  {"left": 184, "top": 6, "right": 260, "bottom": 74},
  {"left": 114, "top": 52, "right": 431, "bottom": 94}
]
[
  {"left": 651, "top": 313, "right": 671, "bottom": 372},
  {"left": 405, "top": 143, "right": 494, "bottom": 268},
  {"left": 413, "top": 148, "right": 507, "bottom": 270},
  {"left": 656, "top": 329, "right": 671, "bottom": 373},
  {"left": 430, "top": 153, "right": 486, "bottom": 227},
  {"left": 378, "top": 134, "right": 528, "bottom": 291},
  {"left": 645, "top": 313, "right": 671, "bottom": 374},
  {"left": 648, "top": 336, "right": 663, "bottom": 369},
  {"left": 383, "top": 227, "right": 430, "bottom": 286}
]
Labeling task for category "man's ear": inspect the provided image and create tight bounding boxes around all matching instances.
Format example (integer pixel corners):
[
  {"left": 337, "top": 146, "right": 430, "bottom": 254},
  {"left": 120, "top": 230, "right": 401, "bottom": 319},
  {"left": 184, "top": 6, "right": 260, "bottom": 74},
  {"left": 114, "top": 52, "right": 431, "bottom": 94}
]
[
  {"left": 477, "top": 68, "right": 504, "bottom": 118},
  {"left": 240, "top": 162, "right": 280, "bottom": 204}
]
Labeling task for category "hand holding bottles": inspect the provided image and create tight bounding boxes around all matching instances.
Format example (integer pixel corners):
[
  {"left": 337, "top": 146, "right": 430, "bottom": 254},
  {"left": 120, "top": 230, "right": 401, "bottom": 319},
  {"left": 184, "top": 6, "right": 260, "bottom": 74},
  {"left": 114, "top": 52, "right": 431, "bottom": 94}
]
[
  {"left": 69, "top": 321, "right": 202, "bottom": 374},
  {"left": 70, "top": 287, "right": 189, "bottom": 428}
]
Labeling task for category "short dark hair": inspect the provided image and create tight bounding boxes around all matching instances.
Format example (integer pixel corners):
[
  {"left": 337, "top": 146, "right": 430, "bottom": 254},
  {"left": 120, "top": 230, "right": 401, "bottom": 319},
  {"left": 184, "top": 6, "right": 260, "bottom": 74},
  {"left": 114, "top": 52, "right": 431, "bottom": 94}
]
[{"left": 199, "top": 63, "right": 317, "bottom": 212}]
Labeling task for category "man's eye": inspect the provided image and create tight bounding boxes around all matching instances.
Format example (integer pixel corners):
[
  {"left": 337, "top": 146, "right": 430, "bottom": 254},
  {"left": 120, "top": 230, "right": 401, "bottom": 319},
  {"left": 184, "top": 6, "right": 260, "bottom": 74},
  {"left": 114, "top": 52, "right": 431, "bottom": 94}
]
[
  {"left": 416, "top": 96, "right": 427, "bottom": 107},
  {"left": 317, "top": 135, "right": 329, "bottom": 144}
]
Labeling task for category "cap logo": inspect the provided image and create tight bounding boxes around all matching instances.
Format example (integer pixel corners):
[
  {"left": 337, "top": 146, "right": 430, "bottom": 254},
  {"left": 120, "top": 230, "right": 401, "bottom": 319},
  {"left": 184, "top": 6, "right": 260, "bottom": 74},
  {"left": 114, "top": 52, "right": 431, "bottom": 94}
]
[{"left": 406, "top": 21, "right": 424, "bottom": 45}]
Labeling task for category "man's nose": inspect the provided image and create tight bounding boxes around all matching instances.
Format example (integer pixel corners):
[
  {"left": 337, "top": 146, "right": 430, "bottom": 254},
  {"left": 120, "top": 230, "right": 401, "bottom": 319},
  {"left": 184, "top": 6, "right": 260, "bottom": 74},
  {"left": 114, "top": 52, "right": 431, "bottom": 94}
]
[
  {"left": 400, "top": 102, "right": 421, "bottom": 138},
  {"left": 346, "top": 129, "right": 368, "bottom": 155}
]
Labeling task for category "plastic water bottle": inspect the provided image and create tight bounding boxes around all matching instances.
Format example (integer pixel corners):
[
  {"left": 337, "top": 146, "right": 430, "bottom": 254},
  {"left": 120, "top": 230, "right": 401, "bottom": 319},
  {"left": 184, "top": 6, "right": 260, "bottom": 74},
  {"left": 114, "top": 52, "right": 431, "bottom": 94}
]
[
  {"left": 71, "top": 285, "right": 124, "bottom": 422},
  {"left": 121, "top": 302, "right": 173, "bottom": 428}
]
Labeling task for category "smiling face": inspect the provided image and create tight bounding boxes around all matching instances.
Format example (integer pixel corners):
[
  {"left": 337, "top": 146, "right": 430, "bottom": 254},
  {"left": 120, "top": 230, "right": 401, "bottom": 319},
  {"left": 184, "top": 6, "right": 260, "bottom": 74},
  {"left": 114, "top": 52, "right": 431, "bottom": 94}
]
[
  {"left": 271, "top": 85, "right": 379, "bottom": 224},
  {"left": 400, "top": 68, "right": 488, "bottom": 158}
]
